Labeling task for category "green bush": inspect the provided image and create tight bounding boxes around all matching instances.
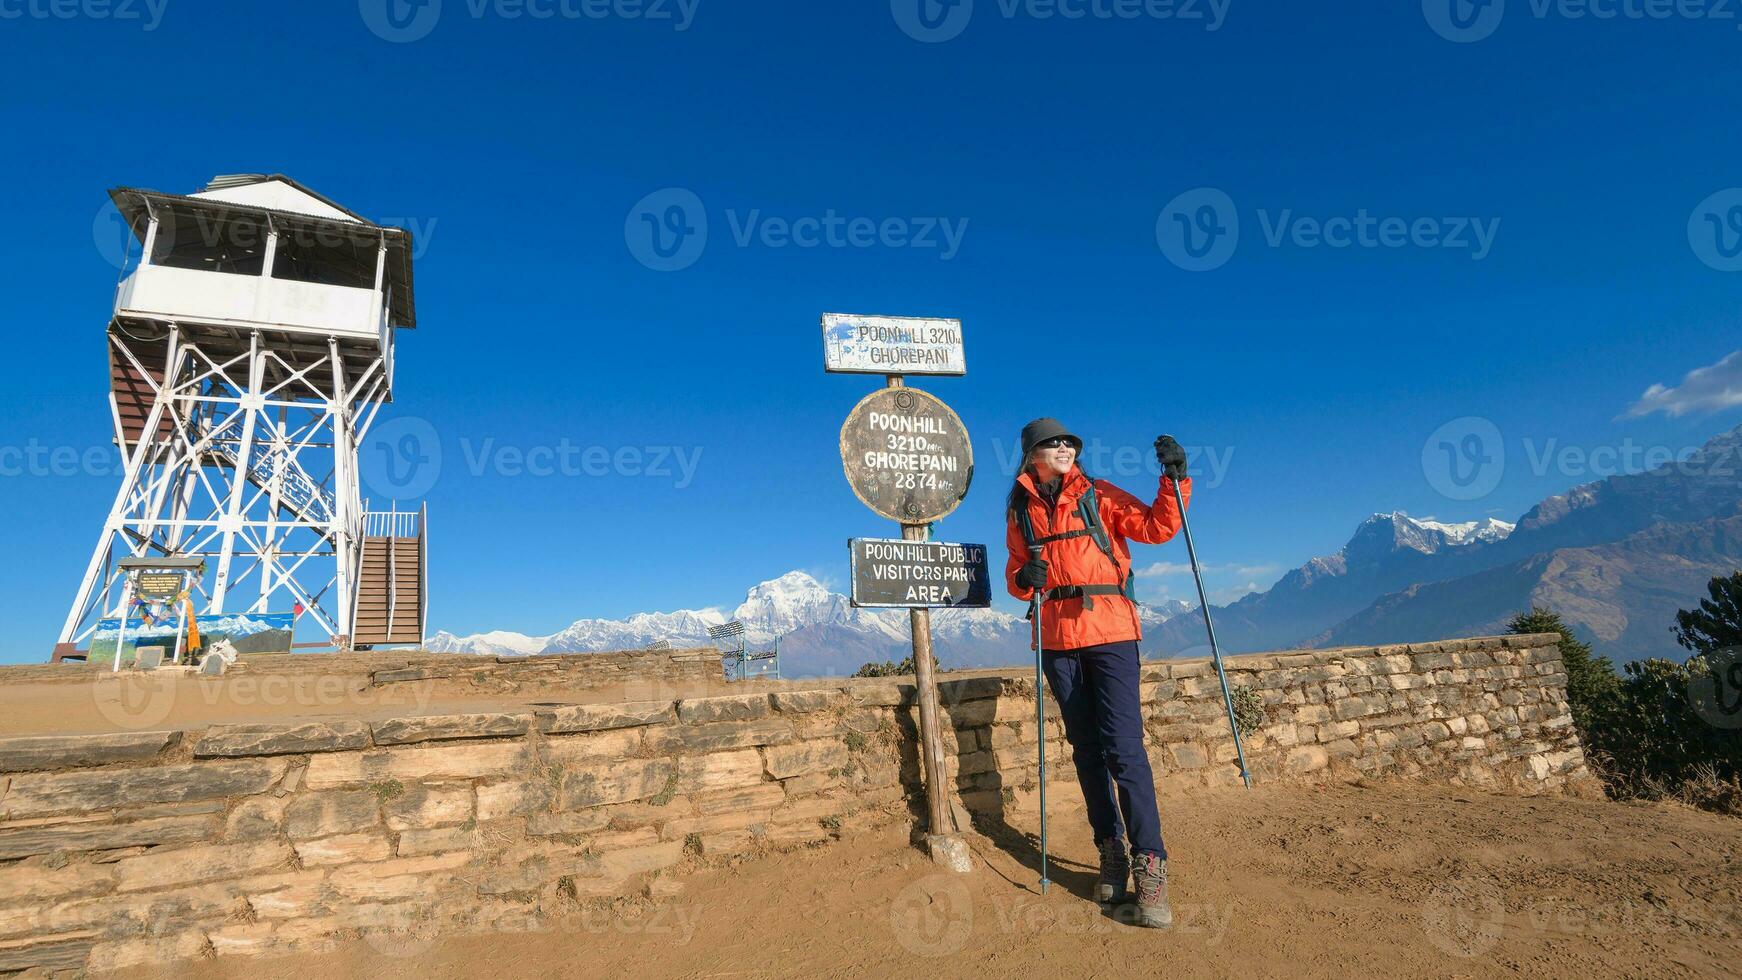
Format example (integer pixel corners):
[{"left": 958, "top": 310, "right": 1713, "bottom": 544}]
[{"left": 1512, "top": 591, "right": 1742, "bottom": 814}]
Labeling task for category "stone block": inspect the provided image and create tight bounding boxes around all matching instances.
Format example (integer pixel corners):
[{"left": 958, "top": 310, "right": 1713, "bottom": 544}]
[
  {"left": 397, "top": 822, "right": 494, "bottom": 856},
  {"left": 87, "top": 930, "right": 209, "bottom": 973},
  {"left": 771, "top": 690, "right": 845, "bottom": 714},
  {"left": 0, "top": 862, "right": 114, "bottom": 904},
  {"left": 284, "top": 788, "right": 380, "bottom": 839},
  {"left": 224, "top": 796, "right": 287, "bottom": 840},
  {"left": 0, "top": 760, "right": 288, "bottom": 818},
  {"left": 371, "top": 713, "right": 533, "bottom": 745},
  {"left": 293, "top": 832, "right": 392, "bottom": 866},
  {"left": 326, "top": 852, "right": 470, "bottom": 901},
  {"left": 677, "top": 748, "right": 766, "bottom": 793},
  {"left": 542, "top": 727, "right": 642, "bottom": 766},
  {"left": 0, "top": 731, "right": 176, "bottom": 773},
  {"left": 644, "top": 719, "right": 796, "bottom": 754},
  {"left": 476, "top": 778, "right": 553, "bottom": 821},
  {"left": 536, "top": 700, "right": 676, "bottom": 734},
  {"left": 384, "top": 783, "right": 473, "bottom": 830},
  {"left": 762, "top": 739, "right": 848, "bottom": 780},
  {"left": 561, "top": 760, "right": 675, "bottom": 808},
  {"left": 1285, "top": 745, "right": 1328, "bottom": 773},
  {"left": 193, "top": 722, "right": 370, "bottom": 758},
  {"left": 0, "top": 934, "right": 100, "bottom": 973},
  {"left": 304, "top": 742, "right": 528, "bottom": 788},
  {"left": 114, "top": 840, "right": 293, "bottom": 892},
  {"left": 0, "top": 812, "right": 216, "bottom": 860},
  {"left": 1168, "top": 744, "right": 1208, "bottom": 769},
  {"left": 677, "top": 694, "right": 771, "bottom": 725},
  {"left": 526, "top": 809, "right": 612, "bottom": 837}
]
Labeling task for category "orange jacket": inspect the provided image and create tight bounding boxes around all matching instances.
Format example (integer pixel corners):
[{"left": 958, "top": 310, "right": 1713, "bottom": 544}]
[{"left": 1005, "top": 465, "right": 1192, "bottom": 652}]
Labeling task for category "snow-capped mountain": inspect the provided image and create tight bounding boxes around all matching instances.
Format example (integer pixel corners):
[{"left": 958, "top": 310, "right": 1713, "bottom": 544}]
[{"left": 428, "top": 571, "right": 1197, "bottom": 675}]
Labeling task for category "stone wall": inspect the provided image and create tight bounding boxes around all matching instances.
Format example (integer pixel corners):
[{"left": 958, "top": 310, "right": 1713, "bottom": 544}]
[{"left": 0, "top": 633, "right": 1587, "bottom": 973}]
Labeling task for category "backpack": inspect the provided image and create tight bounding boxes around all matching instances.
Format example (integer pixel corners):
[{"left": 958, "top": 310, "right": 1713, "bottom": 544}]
[{"left": 1014, "top": 475, "right": 1136, "bottom": 610}]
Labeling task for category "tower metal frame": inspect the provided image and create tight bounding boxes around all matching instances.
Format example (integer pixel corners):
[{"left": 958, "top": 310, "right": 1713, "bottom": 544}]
[{"left": 58, "top": 322, "right": 390, "bottom": 651}]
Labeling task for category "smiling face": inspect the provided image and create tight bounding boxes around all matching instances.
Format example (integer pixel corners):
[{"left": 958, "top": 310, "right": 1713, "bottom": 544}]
[{"left": 1028, "top": 438, "right": 1078, "bottom": 479}]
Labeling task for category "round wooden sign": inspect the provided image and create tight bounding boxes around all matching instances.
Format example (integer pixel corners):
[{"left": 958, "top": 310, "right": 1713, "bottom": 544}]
[{"left": 839, "top": 387, "right": 974, "bottom": 524}]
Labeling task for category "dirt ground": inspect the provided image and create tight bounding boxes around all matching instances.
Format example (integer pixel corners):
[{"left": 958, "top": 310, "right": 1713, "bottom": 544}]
[{"left": 109, "top": 779, "right": 1742, "bottom": 980}]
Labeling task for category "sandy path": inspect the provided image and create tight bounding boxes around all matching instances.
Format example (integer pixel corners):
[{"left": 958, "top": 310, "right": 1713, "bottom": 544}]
[{"left": 111, "top": 779, "right": 1742, "bottom": 979}]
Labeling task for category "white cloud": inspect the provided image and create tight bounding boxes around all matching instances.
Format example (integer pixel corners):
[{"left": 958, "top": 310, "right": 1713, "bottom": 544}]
[
  {"left": 1624, "top": 350, "right": 1742, "bottom": 418},
  {"left": 1134, "top": 560, "right": 1280, "bottom": 580}
]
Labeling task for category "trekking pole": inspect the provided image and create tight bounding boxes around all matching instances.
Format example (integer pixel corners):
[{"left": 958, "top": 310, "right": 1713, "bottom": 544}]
[
  {"left": 1029, "top": 545, "right": 1051, "bottom": 894},
  {"left": 1171, "top": 479, "right": 1252, "bottom": 789}
]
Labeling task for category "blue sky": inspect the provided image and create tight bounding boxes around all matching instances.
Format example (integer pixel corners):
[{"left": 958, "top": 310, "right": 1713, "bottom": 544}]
[{"left": 3, "top": 0, "right": 1741, "bottom": 662}]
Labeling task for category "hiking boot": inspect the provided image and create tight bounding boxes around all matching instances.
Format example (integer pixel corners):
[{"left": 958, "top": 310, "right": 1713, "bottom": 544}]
[
  {"left": 1132, "top": 852, "right": 1172, "bottom": 928},
  {"left": 1096, "top": 836, "right": 1130, "bottom": 905}
]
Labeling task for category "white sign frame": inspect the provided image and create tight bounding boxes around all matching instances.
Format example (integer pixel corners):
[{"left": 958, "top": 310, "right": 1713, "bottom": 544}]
[{"left": 822, "top": 313, "right": 965, "bottom": 376}]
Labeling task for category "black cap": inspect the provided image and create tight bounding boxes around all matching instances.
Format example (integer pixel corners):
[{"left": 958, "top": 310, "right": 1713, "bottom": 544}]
[{"left": 1020, "top": 417, "right": 1083, "bottom": 456}]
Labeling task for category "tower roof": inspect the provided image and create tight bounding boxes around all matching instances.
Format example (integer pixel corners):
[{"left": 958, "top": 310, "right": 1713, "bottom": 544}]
[{"left": 108, "top": 176, "right": 418, "bottom": 329}]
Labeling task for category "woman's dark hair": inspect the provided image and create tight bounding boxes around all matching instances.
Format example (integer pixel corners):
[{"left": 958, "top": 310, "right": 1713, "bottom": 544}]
[{"left": 1006, "top": 473, "right": 1029, "bottom": 519}]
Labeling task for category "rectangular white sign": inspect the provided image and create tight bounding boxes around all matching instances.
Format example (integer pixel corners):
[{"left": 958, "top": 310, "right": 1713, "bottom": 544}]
[{"left": 822, "top": 313, "right": 966, "bottom": 376}]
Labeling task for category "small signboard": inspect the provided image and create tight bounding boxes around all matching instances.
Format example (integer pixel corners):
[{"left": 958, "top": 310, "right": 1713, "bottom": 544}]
[
  {"left": 135, "top": 572, "right": 186, "bottom": 600},
  {"left": 849, "top": 537, "right": 992, "bottom": 609},
  {"left": 839, "top": 387, "right": 974, "bottom": 523},
  {"left": 822, "top": 313, "right": 965, "bottom": 376}
]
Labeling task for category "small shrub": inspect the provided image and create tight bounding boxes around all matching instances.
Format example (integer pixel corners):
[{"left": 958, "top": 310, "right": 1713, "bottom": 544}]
[
  {"left": 843, "top": 730, "right": 868, "bottom": 753},
  {"left": 683, "top": 833, "right": 703, "bottom": 856},
  {"left": 1230, "top": 687, "right": 1265, "bottom": 738},
  {"left": 372, "top": 779, "right": 404, "bottom": 803}
]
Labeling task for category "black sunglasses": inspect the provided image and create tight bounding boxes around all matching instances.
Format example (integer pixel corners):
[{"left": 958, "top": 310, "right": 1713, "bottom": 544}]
[{"left": 1035, "top": 437, "right": 1076, "bottom": 450}]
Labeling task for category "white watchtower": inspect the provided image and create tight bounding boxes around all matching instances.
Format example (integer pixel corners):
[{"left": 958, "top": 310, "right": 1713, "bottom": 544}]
[{"left": 56, "top": 174, "right": 429, "bottom": 657}]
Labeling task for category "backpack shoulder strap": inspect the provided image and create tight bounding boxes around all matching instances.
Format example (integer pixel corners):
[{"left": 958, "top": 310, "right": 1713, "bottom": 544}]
[{"left": 1076, "top": 478, "right": 1118, "bottom": 567}]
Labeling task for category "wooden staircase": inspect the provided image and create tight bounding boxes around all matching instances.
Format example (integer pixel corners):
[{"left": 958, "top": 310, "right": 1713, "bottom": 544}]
[{"left": 352, "top": 506, "right": 427, "bottom": 648}]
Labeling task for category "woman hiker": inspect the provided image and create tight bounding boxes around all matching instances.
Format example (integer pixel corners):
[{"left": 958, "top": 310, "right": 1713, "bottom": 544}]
[{"left": 1004, "top": 418, "right": 1191, "bottom": 929}]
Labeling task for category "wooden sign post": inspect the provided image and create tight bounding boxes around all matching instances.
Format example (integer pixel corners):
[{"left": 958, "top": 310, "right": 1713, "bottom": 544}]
[{"left": 829, "top": 313, "right": 975, "bottom": 873}]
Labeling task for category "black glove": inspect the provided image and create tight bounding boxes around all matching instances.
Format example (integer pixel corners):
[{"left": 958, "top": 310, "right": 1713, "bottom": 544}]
[
  {"left": 1016, "top": 558, "right": 1049, "bottom": 592},
  {"left": 1155, "top": 434, "right": 1188, "bottom": 481}
]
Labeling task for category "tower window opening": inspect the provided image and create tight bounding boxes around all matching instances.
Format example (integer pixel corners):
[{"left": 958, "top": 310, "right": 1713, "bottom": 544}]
[
  {"left": 272, "top": 227, "right": 378, "bottom": 289},
  {"left": 149, "top": 211, "right": 268, "bottom": 276}
]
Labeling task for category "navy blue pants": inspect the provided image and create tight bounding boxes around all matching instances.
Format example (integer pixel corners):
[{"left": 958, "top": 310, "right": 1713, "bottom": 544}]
[{"left": 1041, "top": 640, "right": 1166, "bottom": 859}]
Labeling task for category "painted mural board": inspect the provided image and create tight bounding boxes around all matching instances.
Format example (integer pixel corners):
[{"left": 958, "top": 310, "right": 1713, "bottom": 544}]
[{"left": 87, "top": 612, "right": 295, "bottom": 664}]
